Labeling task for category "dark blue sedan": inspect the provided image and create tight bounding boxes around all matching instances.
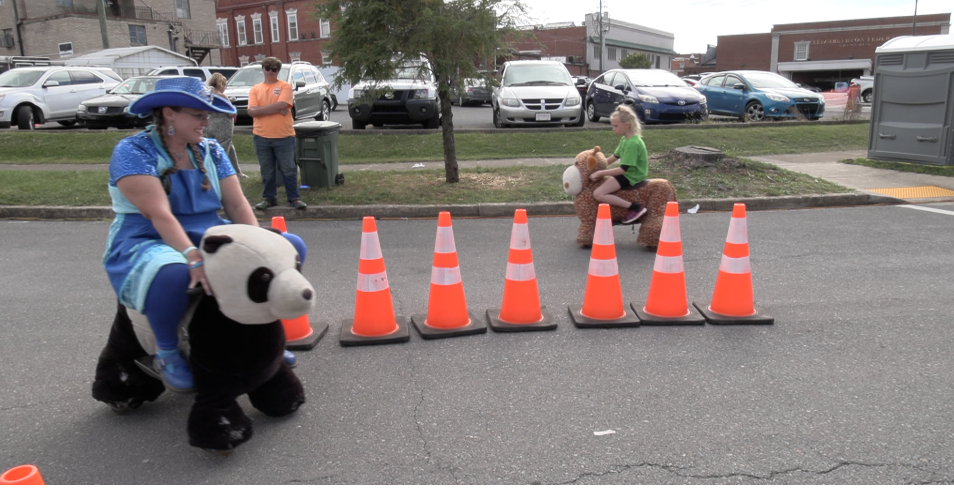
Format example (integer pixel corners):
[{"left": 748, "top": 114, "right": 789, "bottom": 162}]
[
  {"left": 585, "top": 69, "right": 708, "bottom": 124},
  {"left": 696, "top": 70, "right": 825, "bottom": 122}
]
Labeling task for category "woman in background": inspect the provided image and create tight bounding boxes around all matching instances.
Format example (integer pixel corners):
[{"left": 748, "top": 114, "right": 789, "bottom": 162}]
[{"left": 206, "top": 73, "right": 247, "bottom": 179}]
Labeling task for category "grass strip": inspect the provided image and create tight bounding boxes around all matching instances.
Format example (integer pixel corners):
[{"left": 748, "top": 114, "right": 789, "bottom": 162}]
[{"left": 0, "top": 156, "right": 850, "bottom": 207}]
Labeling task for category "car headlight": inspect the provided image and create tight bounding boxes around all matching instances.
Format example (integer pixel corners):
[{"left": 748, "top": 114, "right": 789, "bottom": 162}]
[
  {"left": 818, "top": 95, "right": 825, "bottom": 105},
  {"left": 501, "top": 97, "right": 520, "bottom": 107},
  {"left": 565, "top": 95, "right": 580, "bottom": 107},
  {"left": 349, "top": 88, "right": 365, "bottom": 99},
  {"left": 77, "top": 104, "right": 86, "bottom": 112},
  {"left": 765, "top": 93, "right": 790, "bottom": 102},
  {"left": 412, "top": 88, "right": 435, "bottom": 99},
  {"left": 697, "top": 95, "right": 707, "bottom": 104},
  {"left": 637, "top": 94, "right": 659, "bottom": 104}
]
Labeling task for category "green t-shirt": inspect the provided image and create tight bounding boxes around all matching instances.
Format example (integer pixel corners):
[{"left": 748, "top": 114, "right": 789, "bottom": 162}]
[{"left": 614, "top": 135, "right": 648, "bottom": 185}]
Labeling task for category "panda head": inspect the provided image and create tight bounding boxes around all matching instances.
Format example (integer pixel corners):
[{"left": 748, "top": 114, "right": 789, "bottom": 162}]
[{"left": 200, "top": 225, "right": 315, "bottom": 325}]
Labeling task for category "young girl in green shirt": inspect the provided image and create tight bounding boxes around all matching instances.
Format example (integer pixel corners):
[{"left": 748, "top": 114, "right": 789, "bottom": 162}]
[{"left": 589, "top": 105, "right": 648, "bottom": 224}]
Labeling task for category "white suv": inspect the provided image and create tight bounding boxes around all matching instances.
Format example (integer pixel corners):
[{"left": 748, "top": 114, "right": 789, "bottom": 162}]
[
  {"left": 347, "top": 57, "right": 440, "bottom": 129},
  {"left": 492, "top": 60, "right": 584, "bottom": 128},
  {"left": 148, "top": 66, "right": 240, "bottom": 82},
  {"left": 0, "top": 66, "right": 122, "bottom": 129}
]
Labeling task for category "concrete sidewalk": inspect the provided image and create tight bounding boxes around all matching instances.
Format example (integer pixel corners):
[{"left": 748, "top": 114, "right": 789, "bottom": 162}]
[{"left": 3, "top": 149, "right": 952, "bottom": 221}]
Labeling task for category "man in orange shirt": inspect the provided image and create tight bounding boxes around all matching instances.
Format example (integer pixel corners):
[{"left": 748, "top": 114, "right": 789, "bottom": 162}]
[{"left": 249, "top": 57, "right": 306, "bottom": 210}]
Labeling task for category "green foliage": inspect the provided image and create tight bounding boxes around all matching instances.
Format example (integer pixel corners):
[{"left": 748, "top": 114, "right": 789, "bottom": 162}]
[{"left": 619, "top": 53, "right": 652, "bottom": 69}]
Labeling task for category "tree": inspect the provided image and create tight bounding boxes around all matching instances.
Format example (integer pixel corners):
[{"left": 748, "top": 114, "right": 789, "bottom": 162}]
[
  {"left": 316, "top": 0, "right": 528, "bottom": 183},
  {"left": 619, "top": 53, "right": 652, "bottom": 69}
]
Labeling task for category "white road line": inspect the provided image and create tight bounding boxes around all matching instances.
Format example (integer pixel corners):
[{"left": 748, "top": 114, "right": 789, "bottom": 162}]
[{"left": 898, "top": 205, "right": 954, "bottom": 216}]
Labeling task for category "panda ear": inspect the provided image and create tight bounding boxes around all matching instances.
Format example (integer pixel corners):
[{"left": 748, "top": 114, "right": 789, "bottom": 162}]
[
  {"left": 202, "top": 235, "right": 233, "bottom": 254},
  {"left": 263, "top": 227, "right": 283, "bottom": 236}
]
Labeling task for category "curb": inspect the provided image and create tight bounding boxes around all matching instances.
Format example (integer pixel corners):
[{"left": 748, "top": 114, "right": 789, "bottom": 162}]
[{"left": 0, "top": 193, "right": 900, "bottom": 221}]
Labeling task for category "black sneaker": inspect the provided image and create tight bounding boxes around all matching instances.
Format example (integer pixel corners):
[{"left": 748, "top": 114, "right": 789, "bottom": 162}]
[
  {"left": 254, "top": 199, "right": 278, "bottom": 210},
  {"left": 290, "top": 199, "right": 307, "bottom": 210},
  {"left": 622, "top": 206, "right": 648, "bottom": 225}
]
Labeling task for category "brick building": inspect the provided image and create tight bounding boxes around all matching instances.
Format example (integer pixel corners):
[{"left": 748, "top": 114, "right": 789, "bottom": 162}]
[
  {"left": 709, "top": 14, "right": 951, "bottom": 90},
  {"left": 215, "top": 0, "right": 334, "bottom": 67},
  {"left": 1, "top": 0, "right": 223, "bottom": 65}
]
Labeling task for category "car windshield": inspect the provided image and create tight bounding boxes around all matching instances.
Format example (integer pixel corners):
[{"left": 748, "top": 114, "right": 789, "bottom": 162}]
[
  {"left": 0, "top": 70, "right": 45, "bottom": 87},
  {"left": 110, "top": 77, "right": 160, "bottom": 95},
  {"left": 624, "top": 70, "right": 689, "bottom": 88},
  {"left": 392, "top": 63, "right": 432, "bottom": 80},
  {"left": 743, "top": 72, "right": 799, "bottom": 89},
  {"left": 227, "top": 65, "right": 291, "bottom": 86},
  {"left": 503, "top": 65, "right": 572, "bottom": 86}
]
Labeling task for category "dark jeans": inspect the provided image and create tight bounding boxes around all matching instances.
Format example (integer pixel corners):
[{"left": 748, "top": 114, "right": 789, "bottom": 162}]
[{"left": 254, "top": 135, "right": 299, "bottom": 202}]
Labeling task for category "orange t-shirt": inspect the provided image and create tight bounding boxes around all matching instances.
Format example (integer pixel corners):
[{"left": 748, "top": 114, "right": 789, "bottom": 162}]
[{"left": 248, "top": 80, "right": 294, "bottom": 138}]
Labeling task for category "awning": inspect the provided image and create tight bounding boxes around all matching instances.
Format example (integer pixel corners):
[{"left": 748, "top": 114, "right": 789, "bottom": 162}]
[{"left": 777, "top": 59, "right": 872, "bottom": 72}]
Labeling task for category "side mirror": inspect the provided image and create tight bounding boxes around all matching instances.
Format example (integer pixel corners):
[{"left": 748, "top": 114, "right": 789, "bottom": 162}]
[
  {"left": 43, "top": 80, "right": 60, "bottom": 88},
  {"left": 614, "top": 84, "right": 625, "bottom": 91},
  {"left": 733, "top": 83, "right": 746, "bottom": 90},
  {"left": 295, "top": 81, "right": 305, "bottom": 89}
]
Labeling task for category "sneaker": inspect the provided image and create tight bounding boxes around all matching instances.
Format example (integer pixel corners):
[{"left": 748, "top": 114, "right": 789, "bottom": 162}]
[
  {"left": 153, "top": 350, "right": 194, "bottom": 392},
  {"left": 254, "top": 199, "right": 277, "bottom": 210},
  {"left": 290, "top": 199, "right": 307, "bottom": 210},
  {"left": 622, "top": 206, "right": 648, "bottom": 225},
  {"left": 283, "top": 349, "right": 298, "bottom": 368}
]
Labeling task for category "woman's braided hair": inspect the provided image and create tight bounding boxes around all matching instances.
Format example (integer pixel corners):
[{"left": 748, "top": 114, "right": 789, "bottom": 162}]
[{"left": 154, "top": 107, "right": 211, "bottom": 191}]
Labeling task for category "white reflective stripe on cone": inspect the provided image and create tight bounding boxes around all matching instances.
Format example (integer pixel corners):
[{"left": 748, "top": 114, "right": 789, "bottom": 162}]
[
  {"left": 360, "top": 232, "right": 383, "bottom": 260},
  {"left": 719, "top": 254, "right": 751, "bottom": 274},
  {"left": 509, "top": 222, "right": 531, "bottom": 250},
  {"left": 659, "top": 216, "right": 681, "bottom": 243},
  {"left": 434, "top": 226, "right": 457, "bottom": 254},
  {"left": 726, "top": 217, "right": 748, "bottom": 245},
  {"left": 431, "top": 266, "right": 462, "bottom": 286},
  {"left": 588, "top": 257, "right": 619, "bottom": 277},
  {"left": 357, "top": 271, "right": 389, "bottom": 292},
  {"left": 594, "top": 218, "right": 614, "bottom": 245},
  {"left": 653, "top": 254, "right": 685, "bottom": 274},
  {"left": 505, "top": 262, "right": 536, "bottom": 281}
]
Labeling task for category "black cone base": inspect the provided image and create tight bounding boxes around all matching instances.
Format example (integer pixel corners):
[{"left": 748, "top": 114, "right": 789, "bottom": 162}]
[
  {"left": 567, "top": 305, "right": 640, "bottom": 328},
  {"left": 286, "top": 321, "right": 329, "bottom": 350},
  {"left": 693, "top": 302, "right": 774, "bottom": 325},
  {"left": 631, "top": 303, "right": 706, "bottom": 326},
  {"left": 485, "top": 306, "right": 558, "bottom": 332},
  {"left": 410, "top": 311, "right": 487, "bottom": 339},
  {"left": 339, "top": 316, "right": 410, "bottom": 346}
]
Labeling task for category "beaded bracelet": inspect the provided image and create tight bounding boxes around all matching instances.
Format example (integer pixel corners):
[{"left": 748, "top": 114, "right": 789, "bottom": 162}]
[
  {"left": 188, "top": 260, "right": 204, "bottom": 270},
  {"left": 181, "top": 246, "right": 197, "bottom": 258}
]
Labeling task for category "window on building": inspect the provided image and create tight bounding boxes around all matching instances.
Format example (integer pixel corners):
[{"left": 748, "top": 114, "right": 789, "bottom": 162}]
[
  {"left": 289, "top": 51, "right": 301, "bottom": 62},
  {"left": 320, "top": 18, "right": 331, "bottom": 38},
  {"left": 217, "top": 20, "right": 229, "bottom": 47},
  {"left": 175, "top": 0, "right": 190, "bottom": 20},
  {"left": 287, "top": 9, "right": 299, "bottom": 41},
  {"left": 236, "top": 18, "right": 247, "bottom": 46},
  {"left": 321, "top": 51, "right": 332, "bottom": 65},
  {"left": 794, "top": 41, "right": 810, "bottom": 61},
  {"left": 621, "top": 49, "right": 627, "bottom": 59},
  {"left": 594, "top": 45, "right": 601, "bottom": 60},
  {"left": 129, "top": 25, "right": 146, "bottom": 46},
  {"left": 253, "top": 18, "right": 263, "bottom": 44},
  {"left": 54, "top": 0, "right": 72, "bottom": 7},
  {"left": 608, "top": 47, "right": 616, "bottom": 61},
  {"left": 270, "top": 12, "right": 280, "bottom": 43},
  {"left": 2, "top": 28, "right": 14, "bottom": 48}
]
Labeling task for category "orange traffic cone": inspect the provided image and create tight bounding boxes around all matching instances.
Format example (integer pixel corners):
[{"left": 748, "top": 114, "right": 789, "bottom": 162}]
[
  {"left": 271, "top": 216, "right": 327, "bottom": 349},
  {"left": 569, "top": 204, "right": 640, "bottom": 328},
  {"left": 693, "top": 203, "right": 774, "bottom": 325},
  {"left": 486, "top": 209, "right": 557, "bottom": 332},
  {"left": 1, "top": 465, "right": 45, "bottom": 485},
  {"left": 633, "top": 202, "right": 705, "bottom": 325},
  {"left": 340, "top": 216, "right": 409, "bottom": 346},
  {"left": 411, "top": 212, "right": 486, "bottom": 339}
]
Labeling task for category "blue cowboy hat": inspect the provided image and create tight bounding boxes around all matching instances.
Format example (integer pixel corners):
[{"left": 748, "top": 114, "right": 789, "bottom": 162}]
[{"left": 128, "top": 76, "right": 236, "bottom": 117}]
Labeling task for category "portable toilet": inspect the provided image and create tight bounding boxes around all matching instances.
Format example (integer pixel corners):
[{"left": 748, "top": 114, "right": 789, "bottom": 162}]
[{"left": 868, "top": 34, "right": 954, "bottom": 166}]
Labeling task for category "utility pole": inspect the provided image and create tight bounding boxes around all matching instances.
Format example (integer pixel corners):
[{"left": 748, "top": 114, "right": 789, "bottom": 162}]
[
  {"left": 912, "top": 0, "right": 919, "bottom": 36},
  {"left": 597, "top": 3, "right": 610, "bottom": 74},
  {"left": 97, "top": 0, "right": 110, "bottom": 48}
]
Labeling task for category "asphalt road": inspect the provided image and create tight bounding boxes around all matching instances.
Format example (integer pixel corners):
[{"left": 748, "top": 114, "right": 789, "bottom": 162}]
[{"left": 3, "top": 202, "right": 954, "bottom": 484}]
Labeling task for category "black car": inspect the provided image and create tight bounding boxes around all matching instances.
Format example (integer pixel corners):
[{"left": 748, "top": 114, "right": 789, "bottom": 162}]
[
  {"left": 76, "top": 75, "right": 175, "bottom": 129},
  {"left": 450, "top": 78, "right": 492, "bottom": 106}
]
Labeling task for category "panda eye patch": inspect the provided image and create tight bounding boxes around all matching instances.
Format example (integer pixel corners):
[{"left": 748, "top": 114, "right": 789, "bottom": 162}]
[{"left": 248, "top": 267, "right": 274, "bottom": 303}]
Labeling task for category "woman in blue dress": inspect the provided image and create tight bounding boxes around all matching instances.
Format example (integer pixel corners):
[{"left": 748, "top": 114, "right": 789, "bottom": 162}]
[{"left": 103, "top": 77, "right": 303, "bottom": 392}]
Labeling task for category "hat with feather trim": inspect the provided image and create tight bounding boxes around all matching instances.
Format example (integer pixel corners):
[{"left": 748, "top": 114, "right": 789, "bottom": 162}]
[{"left": 128, "top": 76, "right": 235, "bottom": 117}]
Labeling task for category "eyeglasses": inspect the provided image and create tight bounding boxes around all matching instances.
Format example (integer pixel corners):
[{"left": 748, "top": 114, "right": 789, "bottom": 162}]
[
  {"left": 263, "top": 66, "right": 280, "bottom": 72},
  {"left": 182, "top": 111, "right": 211, "bottom": 121}
]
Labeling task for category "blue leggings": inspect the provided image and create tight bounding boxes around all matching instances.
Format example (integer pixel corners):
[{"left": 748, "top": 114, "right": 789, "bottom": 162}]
[{"left": 144, "top": 232, "right": 307, "bottom": 350}]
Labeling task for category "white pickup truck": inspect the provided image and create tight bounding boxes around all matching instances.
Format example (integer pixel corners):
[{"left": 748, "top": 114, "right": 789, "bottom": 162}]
[{"left": 850, "top": 76, "right": 874, "bottom": 103}]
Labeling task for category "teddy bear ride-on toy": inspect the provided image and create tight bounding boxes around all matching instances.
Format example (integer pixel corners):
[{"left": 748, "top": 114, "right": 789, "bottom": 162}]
[
  {"left": 91, "top": 225, "right": 315, "bottom": 453},
  {"left": 563, "top": 146, "right": 677, "bottom": 249}
]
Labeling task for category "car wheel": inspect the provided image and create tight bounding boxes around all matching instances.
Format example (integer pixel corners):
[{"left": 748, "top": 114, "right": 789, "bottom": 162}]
[
  {"left": 316, "top": 100, "right": 331, "bottom": 121},
  {"left": 862, "top": 89, "right": 872, "bottom": 104},
  {"left": 352, "top": 119, "right": 367, "bottom": 130},
  {"left": 17, "top": 107, "right": 36, "bottom": 130},
  {"left": 744, "top": 102, "right": 765, "bottom": 122},
  {"left": 492, "top": 107, "right": 506, "bottom": 128},
  {"left": 57, "top": 120, "right": 77, "bottom": 128},
  {"left": 331, "top": 95, "right": 338, "bottom": 111},
  {"left": 586, "top": 101, "right": 599, "bottom": 123}
]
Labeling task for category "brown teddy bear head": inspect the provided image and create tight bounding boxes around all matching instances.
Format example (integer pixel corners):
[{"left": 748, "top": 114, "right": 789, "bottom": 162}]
[{"left": 563, "top": 146, "right": 608, "bottom": 197}]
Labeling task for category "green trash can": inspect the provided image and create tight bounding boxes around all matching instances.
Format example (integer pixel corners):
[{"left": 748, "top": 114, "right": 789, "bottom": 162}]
[{"left": 294, "top": 121, "right": 342, "bottom": 188}]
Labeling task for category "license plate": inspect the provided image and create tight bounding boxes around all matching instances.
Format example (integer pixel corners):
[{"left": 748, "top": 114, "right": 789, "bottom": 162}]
[{"left": 535, "top": 112, "right": 550, "bottom": 121}]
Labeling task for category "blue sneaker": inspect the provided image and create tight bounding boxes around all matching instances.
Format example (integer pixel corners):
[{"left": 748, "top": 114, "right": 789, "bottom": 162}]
[
  {"left": 153, "top": 350, "right": 194, "bottom": 392},
  {"left": 283, "top": 350, "right": 298, "bottom": 368}
]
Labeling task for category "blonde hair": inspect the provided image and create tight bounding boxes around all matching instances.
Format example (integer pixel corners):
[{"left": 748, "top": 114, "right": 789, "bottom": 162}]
[
  {"left": 610, "top": 105, "right": 642, "bottom": 136},
  {"left": 207, "top": 73, "right": 228, "bottom": 92}
]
